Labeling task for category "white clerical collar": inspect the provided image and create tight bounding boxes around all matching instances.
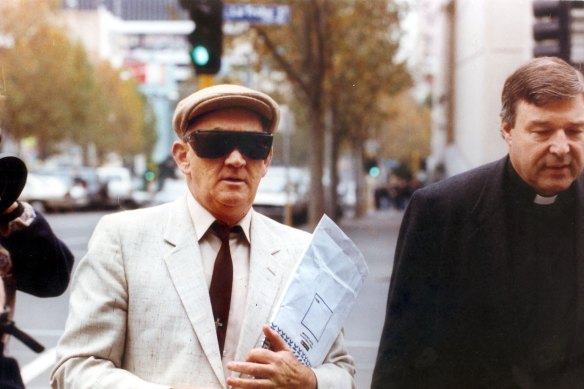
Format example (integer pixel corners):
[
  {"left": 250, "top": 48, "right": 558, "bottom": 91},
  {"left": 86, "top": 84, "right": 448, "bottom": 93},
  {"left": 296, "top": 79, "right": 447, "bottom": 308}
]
[{"left": 533, "top": 194, "right": 557, "bottom": 205}]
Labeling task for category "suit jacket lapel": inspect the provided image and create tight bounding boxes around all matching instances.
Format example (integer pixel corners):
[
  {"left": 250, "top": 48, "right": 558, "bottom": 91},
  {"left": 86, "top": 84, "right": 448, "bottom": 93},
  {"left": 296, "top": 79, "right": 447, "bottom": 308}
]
[
  {"left": 234, "top": 212, "right": 293, "bottom": 363},
  {"left": 162, "top": 197, "right": 226, "bottom": 387}
]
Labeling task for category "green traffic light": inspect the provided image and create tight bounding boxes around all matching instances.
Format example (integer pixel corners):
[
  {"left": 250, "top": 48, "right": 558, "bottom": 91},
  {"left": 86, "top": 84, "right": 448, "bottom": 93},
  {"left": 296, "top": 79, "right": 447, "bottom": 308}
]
[
  {"left": 369, "top": 166, "right": 381, "bottom": 178},
  {"left": 191, "top": 45, "right": 210, "bottom": 66}
]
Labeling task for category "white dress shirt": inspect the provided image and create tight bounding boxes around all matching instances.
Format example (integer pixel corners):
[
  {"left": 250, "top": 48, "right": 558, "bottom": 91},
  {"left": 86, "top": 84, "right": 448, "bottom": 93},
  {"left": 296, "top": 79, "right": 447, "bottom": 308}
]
[{"left": 186, "top": 194, "right": 251, "bottom": 378}]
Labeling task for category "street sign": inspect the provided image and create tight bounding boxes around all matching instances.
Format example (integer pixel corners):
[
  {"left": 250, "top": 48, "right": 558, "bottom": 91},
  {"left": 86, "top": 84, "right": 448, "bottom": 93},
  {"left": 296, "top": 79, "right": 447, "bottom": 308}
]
[{"left": 224, "top": 4, "right": 290, "bottom": 25}]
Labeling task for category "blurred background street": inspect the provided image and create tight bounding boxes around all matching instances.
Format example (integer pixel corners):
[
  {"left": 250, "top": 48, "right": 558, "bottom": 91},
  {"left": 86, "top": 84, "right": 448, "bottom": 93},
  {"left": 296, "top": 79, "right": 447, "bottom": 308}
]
[{"left": 10, "top": 208, "right": 402, "bottom": 389}]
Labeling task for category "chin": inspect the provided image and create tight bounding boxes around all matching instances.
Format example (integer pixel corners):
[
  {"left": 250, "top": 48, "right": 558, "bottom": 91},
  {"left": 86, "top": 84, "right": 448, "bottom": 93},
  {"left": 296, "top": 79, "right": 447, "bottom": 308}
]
[
  {"left": 220, "top": 195, "right": 250, "bottom": 209},
  {"left": 538, "top": 182, "right": 573, "bottom": 196}
]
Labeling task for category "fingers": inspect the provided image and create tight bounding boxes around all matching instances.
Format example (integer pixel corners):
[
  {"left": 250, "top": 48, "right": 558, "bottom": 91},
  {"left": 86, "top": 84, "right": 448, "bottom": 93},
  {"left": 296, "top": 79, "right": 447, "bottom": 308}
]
[
  {"left": 226, "top": 326, "right": 316, "bottom": 389},
  {"left": 228, "top": 359, "right": 274, "bottom": 377},
  {"left": 227, "top": 361, "right": 275, "bottom": 389},
  {"left": 262, "top": 325, "right": 288, "bottom": 352},
  {"left": 227, "top": 357, "right": 316, "bottom": 389},
  {"left": 226, "top": 376, "right": 271, "bottom": 389}
]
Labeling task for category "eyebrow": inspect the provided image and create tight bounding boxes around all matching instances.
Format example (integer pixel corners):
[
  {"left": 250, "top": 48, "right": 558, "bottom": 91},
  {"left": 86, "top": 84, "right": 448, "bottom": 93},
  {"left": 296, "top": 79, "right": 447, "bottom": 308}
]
[{"left": 527, "top": 120, "right": 584, "bottom": 128}]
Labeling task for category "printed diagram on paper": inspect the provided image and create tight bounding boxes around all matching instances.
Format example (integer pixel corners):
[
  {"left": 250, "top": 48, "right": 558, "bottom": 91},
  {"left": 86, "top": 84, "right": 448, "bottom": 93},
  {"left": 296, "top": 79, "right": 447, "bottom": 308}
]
[{"left": 302, "top": 293, "right": 333, "bottom": 342}]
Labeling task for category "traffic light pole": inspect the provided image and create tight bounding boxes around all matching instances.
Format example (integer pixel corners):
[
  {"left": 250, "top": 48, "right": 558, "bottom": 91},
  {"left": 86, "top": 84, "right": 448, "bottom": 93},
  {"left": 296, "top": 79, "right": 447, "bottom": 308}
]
[{"left": 198, "top": 74, "right": 214, "bottom": 89}]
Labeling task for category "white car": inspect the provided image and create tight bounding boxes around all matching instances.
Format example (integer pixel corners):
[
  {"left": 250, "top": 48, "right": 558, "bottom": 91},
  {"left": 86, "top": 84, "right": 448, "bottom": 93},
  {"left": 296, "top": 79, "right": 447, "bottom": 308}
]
[
  {"left": 20, "top": 172, "right": 89, "bottom": 213},
  {"left": 253, "top": 166, "right": 309, "bottom": 225}
]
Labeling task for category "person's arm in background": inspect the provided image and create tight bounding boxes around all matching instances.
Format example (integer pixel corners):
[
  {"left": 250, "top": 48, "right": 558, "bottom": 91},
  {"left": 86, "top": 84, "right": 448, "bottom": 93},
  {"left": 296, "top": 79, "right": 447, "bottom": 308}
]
[{"left": 0, "top": 201, "right": 74, "bottom": 297}]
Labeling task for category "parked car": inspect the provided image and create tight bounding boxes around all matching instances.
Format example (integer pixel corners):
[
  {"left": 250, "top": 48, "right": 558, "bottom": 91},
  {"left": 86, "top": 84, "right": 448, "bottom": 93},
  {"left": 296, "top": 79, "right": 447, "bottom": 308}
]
[
  {"left": 253, "top": 166, "right": 309, "bottom": 225},
  {"left": 96, "top": 166, "right": 136, "bottom": 208},
  {"left": 20, "top": 172, "right": 89, "bottom": 213},
  {"left": 33, "top": 166, "right": 108, "bottom": 210}
]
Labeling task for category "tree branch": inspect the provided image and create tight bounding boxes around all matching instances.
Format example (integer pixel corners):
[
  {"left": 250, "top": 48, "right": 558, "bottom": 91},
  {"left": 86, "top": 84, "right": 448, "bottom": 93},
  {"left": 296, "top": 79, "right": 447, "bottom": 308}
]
[{"left": 253, "top": 26, "right": 309, "bottom": 98}]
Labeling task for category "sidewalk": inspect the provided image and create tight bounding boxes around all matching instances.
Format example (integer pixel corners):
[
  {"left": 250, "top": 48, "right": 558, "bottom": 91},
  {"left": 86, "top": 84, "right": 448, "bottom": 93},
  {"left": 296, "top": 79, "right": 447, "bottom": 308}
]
[{"left": 338, "top": 209, "right": 404, "bottom": 389}]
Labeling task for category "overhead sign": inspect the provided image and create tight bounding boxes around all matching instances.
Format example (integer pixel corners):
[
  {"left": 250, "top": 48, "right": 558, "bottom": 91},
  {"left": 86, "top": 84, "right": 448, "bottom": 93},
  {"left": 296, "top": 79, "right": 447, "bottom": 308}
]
[{"left": 224, "top": 4, "right": 290, "bottom": 25}]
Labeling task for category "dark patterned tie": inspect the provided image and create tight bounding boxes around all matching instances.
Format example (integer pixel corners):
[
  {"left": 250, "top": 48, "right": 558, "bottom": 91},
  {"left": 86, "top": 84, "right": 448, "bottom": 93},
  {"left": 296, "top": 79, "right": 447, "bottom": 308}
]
[{"left": 209, "top": 221, "right": 240, "bottom": 355}]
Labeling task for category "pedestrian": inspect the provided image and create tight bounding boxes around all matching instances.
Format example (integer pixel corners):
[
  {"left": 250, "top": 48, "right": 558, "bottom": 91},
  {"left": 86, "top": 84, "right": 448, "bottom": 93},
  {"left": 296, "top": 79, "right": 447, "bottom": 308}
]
[
  {"left": 372, "top": 56, "right": 584, "bottom": 388},
  {"left": 0, "top": 159, "right": 74, "bottom": 388},
  {"left": 51, "top": 84, "right": 355, "bottom": 389}
]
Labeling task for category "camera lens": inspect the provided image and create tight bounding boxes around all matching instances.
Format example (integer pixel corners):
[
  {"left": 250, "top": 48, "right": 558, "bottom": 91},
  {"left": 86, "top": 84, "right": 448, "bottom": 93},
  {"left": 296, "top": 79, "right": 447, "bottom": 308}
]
[{"left": 0, "top": 154, "right": 27, "bottom": 213}]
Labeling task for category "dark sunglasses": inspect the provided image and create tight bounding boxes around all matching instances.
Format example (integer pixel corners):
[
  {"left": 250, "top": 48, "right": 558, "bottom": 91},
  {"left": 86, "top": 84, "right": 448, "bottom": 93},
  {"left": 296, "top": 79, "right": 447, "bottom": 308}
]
[{"left": 184, "top": 130, "right": 273, "bottom": 160}]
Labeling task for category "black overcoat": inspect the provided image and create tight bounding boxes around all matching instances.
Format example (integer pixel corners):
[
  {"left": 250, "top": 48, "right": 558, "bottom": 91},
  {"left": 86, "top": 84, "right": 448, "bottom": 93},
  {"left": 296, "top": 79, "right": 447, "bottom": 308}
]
[{"left": 372, "top": 157, "right": 584, "bottom": 388}]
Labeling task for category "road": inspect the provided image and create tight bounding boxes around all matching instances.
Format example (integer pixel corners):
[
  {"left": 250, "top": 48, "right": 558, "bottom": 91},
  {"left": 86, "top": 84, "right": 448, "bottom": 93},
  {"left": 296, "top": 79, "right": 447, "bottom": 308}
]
[{"left": 11, "top": 208, "right": 403, "bottom": 389}]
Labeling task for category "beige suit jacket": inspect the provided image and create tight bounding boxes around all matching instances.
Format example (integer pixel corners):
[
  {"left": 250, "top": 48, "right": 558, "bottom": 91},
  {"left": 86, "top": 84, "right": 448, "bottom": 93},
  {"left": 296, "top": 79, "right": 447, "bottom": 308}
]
[{"left": 51, "top": 196, "right": 355, "bottom": 389}]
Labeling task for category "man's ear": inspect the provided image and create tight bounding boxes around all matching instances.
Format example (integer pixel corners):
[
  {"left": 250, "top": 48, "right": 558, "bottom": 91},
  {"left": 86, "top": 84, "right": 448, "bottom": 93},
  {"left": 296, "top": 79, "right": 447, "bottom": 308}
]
[
  {"left": 501, "top": 121, "right": 513, "bottom": 144},
  {"left": 172, "top": 141, "right": 190, "bottom": 175}
]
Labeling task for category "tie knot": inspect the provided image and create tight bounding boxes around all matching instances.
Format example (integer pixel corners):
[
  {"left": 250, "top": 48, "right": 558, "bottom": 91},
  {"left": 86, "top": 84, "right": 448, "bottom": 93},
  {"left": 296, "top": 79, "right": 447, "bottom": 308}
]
[{"left": 211, "top": 221, "right": 241, "bottom": 243}]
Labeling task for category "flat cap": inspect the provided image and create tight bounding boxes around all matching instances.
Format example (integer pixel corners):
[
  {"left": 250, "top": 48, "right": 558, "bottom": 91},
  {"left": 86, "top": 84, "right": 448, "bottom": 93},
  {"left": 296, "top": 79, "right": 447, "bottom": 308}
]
[{"left": 172, "top": 84, "right": 280, "bottom": 136}]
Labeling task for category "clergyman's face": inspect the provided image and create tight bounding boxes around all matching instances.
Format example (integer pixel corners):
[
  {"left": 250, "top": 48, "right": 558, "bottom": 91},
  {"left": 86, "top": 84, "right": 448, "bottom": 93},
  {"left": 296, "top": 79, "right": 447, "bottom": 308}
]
[
  {"left": 173, "top": 108, "right": 272, "bottom": 225},
  {"left": 502, "top": 95, "right": 584, "bottom": 196}
]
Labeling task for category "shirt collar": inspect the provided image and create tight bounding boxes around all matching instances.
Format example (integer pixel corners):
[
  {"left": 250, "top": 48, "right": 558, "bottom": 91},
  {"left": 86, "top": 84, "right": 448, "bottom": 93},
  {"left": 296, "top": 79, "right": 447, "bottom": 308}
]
[
  {"left": 186, "top": 194, "right": 251, "bottom": 242},
  {"left": 533, "top": 194, "right": 557, "bottom": 205}
]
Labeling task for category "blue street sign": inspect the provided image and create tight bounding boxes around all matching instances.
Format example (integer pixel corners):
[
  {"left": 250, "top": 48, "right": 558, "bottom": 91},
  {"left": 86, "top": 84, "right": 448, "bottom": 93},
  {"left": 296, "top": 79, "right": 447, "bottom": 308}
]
[{"left": 224, "top": 4, "right": 291, "bottom": 25}]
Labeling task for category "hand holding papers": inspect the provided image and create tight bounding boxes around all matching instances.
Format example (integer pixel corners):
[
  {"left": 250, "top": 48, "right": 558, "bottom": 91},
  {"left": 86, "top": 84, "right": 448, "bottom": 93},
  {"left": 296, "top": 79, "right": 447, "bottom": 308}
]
[{"left": 263, "top": 214, "right": 369, "bottom": 367}]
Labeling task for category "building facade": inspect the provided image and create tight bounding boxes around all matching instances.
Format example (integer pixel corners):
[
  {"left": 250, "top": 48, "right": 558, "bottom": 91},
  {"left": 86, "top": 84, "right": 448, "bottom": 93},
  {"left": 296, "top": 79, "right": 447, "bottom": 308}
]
[{"left": 420, "top": 0, "right": 533, "bottom": 177}]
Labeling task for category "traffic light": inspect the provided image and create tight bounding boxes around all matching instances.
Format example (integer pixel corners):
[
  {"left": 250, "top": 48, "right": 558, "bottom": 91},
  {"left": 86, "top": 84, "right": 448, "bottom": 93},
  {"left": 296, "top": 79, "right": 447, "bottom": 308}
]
[
  {"left": 363, "top": 158, "right": 380, "bottom": 177},
  {"left": 180, "top": 0, "right": 223, "bottom": 75},
  {"left": 532, "top": 0, "right": 572, "bottom": 61}
]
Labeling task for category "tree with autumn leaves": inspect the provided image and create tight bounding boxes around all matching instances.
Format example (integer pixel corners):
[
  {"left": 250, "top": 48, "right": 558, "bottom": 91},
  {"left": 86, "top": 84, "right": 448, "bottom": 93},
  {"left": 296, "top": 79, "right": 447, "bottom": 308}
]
[
  {"left": 0, "top": 0, "right": 156, "bottom": 164},
  {"left": 227, "top": 0, "right": 427, "bottom": 224}
]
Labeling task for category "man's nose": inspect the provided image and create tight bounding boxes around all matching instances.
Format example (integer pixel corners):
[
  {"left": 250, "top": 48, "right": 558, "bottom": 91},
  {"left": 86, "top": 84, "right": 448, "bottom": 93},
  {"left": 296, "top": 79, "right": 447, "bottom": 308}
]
[
  {"left": 224, "top": 148, "right": 246, "bottom": 166},
  {"left": 550, "top": 130, "right": 570, "bottom": 156}
]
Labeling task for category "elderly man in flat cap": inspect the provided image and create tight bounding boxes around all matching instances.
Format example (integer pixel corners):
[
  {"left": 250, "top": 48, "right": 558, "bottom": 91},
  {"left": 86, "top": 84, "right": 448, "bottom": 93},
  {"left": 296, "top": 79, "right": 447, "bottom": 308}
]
[{"left": 51, "top": 84, "right": 355, "bottom": 389}]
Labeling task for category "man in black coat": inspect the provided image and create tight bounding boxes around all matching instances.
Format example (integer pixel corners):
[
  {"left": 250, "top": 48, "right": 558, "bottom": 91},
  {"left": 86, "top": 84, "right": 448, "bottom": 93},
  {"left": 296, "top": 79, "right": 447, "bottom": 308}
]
[
  {"left": 372, "top": 57, "right": 584, "bottom": 388},
  {"left": 0, "top": 200, "right": 74, "bottom": 389}
]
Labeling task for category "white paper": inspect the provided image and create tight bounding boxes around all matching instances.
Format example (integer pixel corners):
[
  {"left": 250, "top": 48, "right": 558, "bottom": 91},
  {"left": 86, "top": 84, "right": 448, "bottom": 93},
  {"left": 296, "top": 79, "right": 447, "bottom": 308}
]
[{"left": 263, "top": 214, "right": 369, "bottom": 367}]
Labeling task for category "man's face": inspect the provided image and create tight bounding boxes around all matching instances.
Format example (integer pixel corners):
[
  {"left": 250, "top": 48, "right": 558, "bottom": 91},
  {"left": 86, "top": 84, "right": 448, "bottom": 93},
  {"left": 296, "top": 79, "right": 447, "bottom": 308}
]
[
  {"left": 173, "top": 108, "right": 272, "bottom": 224},
  {"left": 502, "top": 95, "right": 584, "bottom": 196}
]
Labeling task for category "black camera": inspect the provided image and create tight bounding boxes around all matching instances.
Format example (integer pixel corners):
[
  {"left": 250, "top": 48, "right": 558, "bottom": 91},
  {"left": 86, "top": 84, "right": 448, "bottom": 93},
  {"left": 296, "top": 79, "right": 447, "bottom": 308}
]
[{"left": 0, "top": 154, "right": 27, "bottom": 214}]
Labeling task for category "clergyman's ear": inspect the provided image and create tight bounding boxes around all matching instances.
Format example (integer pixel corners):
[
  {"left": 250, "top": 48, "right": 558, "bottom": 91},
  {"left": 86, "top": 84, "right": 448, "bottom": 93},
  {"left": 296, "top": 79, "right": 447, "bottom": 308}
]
[{"left": 501, "top": 121, "right": 513, "bottom": 143}]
